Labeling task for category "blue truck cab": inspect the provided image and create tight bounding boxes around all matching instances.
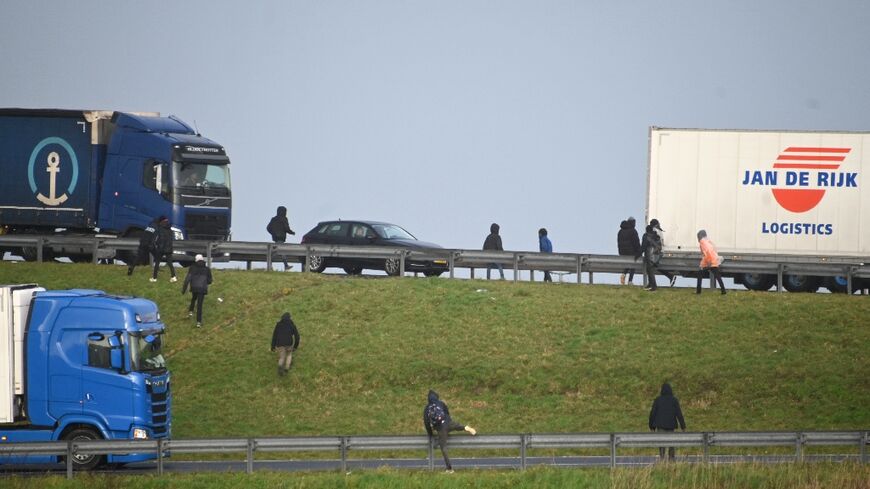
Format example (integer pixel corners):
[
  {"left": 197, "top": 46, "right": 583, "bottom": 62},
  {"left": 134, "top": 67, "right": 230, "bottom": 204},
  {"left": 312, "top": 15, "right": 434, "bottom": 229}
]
[
  {"left": 0, "top": 284, "right": 170, "bottom": 469},
  {"left": 0, "top": 108, "right": 231, "bottom": 261}
]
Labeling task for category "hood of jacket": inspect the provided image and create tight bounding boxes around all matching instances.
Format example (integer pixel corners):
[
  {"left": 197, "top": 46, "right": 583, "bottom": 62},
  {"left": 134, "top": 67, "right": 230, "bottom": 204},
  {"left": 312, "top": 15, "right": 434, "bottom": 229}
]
[
  {"left": 280, "top": 312, "right": 291, "bottom": 322},
  {"left": 277, "top": 206, "right": 287, "bottom": 217},
  {"left": 620, "top": 220, "right": 630, "bottom": 230},
  {"left": 490, "top": 223, "right": 500, "bottom": 234},
  {"left": 428, "top": 390, "right": 440, "bottom": 404},
  {"left": 660, "top": 383, "right": 673, "bottom": 396}
]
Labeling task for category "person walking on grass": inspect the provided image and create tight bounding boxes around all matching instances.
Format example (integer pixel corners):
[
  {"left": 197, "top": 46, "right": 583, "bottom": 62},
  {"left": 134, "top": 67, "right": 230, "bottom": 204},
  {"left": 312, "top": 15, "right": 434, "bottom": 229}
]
[
  {"left": 271, "top": 312, "right": 300, "bottom": 376},
  {"left": 150, "top": 216, "right": 177, "bottom": 283},
  {"left": 267, "top": 205, "right": 295, "bottom": 271},
  {"left": 127, "top": 217, "right": 159, "bottom": 277},
  {"left": 696, "top": 229, "right": 726, "bottom": 295},
  {"left": 182, "top": 254, "right": 212, "bottom": 328},
  {"left": 424, "top": 390, "right": 477, "bottom": 473},
  {"left": 648, "top": 382, "right": 686, "bottom": 461},
  {"left": 617, "top": 217, "right": 641, "bottom": 285},
  {"left": 538, "top": 227, "right": 553, "bottom": 282},
  {"left": 483, "top": 223, "right": 505, "bottom": 280}
]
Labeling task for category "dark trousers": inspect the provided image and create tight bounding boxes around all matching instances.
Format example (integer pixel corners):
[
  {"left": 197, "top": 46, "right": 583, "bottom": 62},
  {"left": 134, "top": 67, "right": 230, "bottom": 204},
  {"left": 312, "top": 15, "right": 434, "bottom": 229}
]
[
  {"left": 656, "top": 427, "right": 675, "bottom": 460},
  {"left": 645, "top": 261, "right": 658, "bottom": 289},
  {"left": 434, "top": 421, "right": 466, "bottom": 470},
  {"left": 188, "top": 292, "right": 204, "bottom": 322},
  {"left": 622, "top": 268, "right": 636, "bottom": 282},
  {"left": 543, "top": 271, "right": 552, "bottom": 282},
  {"left": 696, "top": 267, "right": 725, "bottom": 293},
  {"left": 273, "top": 238, "right": 289, "bottom": 270},
  {"left": 151, "top": 251, "right": 176, "bottom": 279}
]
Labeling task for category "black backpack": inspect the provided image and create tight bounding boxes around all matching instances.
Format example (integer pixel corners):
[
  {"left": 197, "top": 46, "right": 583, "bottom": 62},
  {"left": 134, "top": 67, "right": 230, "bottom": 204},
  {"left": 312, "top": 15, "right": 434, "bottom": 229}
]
[{"left": 426, "top": 402, "right": 446, "bottom": 428}]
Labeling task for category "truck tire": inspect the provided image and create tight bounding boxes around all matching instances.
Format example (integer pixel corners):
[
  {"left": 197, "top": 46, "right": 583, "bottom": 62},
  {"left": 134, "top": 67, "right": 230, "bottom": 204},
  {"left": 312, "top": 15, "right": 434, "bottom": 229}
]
[
  {"left": 783, "top": 274, "right": 820, "bottom": 293},
  {"left": 62, "top": 427, "right": 104, "bottom": 470},
  {"left": 824, "top": 276, "right": 865, "bottom": 294},
  {"left": 740, "top": 273, "right": 775, "bottom": 291}
]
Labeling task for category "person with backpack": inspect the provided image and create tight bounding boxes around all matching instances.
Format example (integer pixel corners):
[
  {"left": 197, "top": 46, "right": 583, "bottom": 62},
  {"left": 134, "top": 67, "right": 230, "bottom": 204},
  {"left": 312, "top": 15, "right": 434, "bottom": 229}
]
[
  {"left": 696, "top": 229, "right": 726, "bottom": 295},
  {"left": 182, "top": 254, "right": 213, "bottom": 328},
  {"left": 150, "top": 216, "right": 177, "bottom": 283},
  {"left": 483, "top": 223, "right": 505, "bottom": 280},
  {"left": 267, "top": 206, "right": 295, "bottom": 271},
  {"left": 650, "top": 219, "right": 677, "bottom": 286},
  {"left": 617, "top": 217, "right": 641, "bottom": 285},
  {"left": 127, "top": 217, "right": 159, "bottom": 277},
  {"left": 271, "top": 312, "right": 300, "bottom": 376},
  {"left": 423, "top": 390, "right": 477, "bottom": 472},
  {"left": 538, "top": 228, "right": 553, "bottom": 282},
  {"left": 648, "top": 382, "right": 686, "bottom": 461},
  {"left": 637, "top": 224, "right": 663, "bottom": 291}
]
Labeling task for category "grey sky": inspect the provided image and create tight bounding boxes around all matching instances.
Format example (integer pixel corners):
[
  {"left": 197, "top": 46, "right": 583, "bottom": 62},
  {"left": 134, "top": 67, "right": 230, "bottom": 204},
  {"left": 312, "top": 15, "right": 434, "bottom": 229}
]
[{"left": 2, "top": 1, "right": 869, "bottom": 257}]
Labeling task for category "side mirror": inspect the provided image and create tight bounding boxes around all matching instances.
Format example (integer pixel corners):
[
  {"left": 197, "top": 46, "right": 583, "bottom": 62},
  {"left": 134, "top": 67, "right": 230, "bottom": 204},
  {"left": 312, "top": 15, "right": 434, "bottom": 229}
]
[{"left": 108, "top": 333, "right": 124, "bottom": 371}]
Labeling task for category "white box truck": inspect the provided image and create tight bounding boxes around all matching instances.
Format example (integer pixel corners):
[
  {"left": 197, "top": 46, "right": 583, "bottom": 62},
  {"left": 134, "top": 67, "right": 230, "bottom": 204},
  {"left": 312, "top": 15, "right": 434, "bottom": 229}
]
[{"left": 647, "top": 127, "right": 868, "bottom": 292}]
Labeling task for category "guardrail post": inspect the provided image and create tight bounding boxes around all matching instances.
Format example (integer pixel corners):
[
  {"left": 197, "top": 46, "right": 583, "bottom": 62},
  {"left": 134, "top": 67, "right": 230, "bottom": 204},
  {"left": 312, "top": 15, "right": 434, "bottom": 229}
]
[
  {"left": 703, "top": 432, "right": 710, "bottom": 463},
  {"left": 428, "top": 436, "right": 435, "bottom": 471},
  {"left": 449, "top": 252, "right": 455, "bottom": 279},
  {"left": 92, "top": 237, "right": 100, "bottom": 265},
  {"left": 610, "top": 434, "right": 616, "bottom": 468},
  {"left": 777, "top": 264, "right": 784, "bottom": 292},
  {"left": 66, "top": 440, "right": 73, "bottom": 479},
  {"left": 588, "top": 270, "right": 594, "bottom": 284},
  {"left": 576, "top": 256, "right": 582, "bottom": 284},
  {"left": 470, "top": 267, "right": 475, "bottom": 280},
  {"left": 247, "top": 438, "right": 255, "bottom": 474},
  {"left": 847, "top": 268, "right": 854, "bottom": 295},
  {"left": 266, "top": 244, "right": 274, "bottom": 272},
  {"left": 513, "top": 254, "right": 519, "bottom": 283},
  {"left": 340, "top": 436, "right": 348, "bottom": 472},
  {"left": 400, "top": 253, "right": 406, "bottom": 277},
  {"left": 37, "top": 238, "right": 44, "bottom": 263},
  {"left": 795, "top": 432, "right": 803, "bottom": 462},
  {"left": 157, "top": 438, "right": 164, "bottom": 476},
  {"left": 206, "top": 242, "right": 214, "bottom": 267},
  {"left": 303, "top": 246, "right": 310, "bottom": 273},
  {"left": 520, "top": 434, "right": 527, "bottom": 470},
  {"left": 862, "top": 431, "right": 868, "bottom": 464}
]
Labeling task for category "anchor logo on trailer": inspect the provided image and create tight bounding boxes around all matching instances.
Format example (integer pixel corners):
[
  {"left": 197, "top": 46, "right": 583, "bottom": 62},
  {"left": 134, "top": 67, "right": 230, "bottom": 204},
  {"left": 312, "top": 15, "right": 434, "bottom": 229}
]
[{"left": 27, "top": 137, "right": 79, "bottom": 206}]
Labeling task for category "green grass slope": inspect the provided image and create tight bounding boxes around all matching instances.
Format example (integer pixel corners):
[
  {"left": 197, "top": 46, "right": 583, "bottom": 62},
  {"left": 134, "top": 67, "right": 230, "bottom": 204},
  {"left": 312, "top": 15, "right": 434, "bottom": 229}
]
[{"left": 1, "top": 262, "right": 868, "bottom": 438}]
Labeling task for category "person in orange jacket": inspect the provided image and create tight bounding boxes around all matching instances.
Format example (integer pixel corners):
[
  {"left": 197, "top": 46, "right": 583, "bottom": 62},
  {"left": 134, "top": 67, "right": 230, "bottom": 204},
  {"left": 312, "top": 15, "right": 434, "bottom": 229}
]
[{"left": 696, "top": 230, "right": 725, "bottom": 295}]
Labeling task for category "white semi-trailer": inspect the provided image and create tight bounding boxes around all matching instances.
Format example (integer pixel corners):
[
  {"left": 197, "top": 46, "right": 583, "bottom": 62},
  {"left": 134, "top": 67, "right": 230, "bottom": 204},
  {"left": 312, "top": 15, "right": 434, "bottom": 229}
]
[{"left": 647, "top": 127, "right": 868, "bottom": 292}]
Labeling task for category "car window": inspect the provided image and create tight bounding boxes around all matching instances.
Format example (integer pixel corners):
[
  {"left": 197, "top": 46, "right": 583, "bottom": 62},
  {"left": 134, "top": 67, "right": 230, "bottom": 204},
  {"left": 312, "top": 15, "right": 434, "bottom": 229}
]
[
  {"left": 372, "top": 224, "right": 416, "bottom": 240},
  {"left": 351, "top": 224, "right": 375, "bottom": 239},
  {"left": 323, "top": 223, "right": 348, "bottom": 237}
]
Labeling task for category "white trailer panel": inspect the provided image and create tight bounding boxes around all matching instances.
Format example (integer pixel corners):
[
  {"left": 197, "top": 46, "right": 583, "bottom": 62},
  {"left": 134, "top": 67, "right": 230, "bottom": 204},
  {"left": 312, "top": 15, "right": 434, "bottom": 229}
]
[
  {"left": 0, "top": 284, "right": 43, "bottom": 423},
  {"left": 648, "top": 128, "right": 869, "bottom": 256}
]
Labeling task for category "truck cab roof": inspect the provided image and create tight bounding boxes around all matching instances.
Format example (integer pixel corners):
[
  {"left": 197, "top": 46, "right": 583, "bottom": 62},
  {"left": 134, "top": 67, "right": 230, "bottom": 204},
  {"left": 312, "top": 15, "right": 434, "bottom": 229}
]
[{"left": 34, "top": 289, "right": 163, "bottom": 333}]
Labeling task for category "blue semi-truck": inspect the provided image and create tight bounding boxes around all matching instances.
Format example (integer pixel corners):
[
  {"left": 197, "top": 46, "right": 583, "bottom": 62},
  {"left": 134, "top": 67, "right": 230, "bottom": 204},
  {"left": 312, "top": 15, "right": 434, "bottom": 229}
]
[
  {"left": 0, "top": 108, "right": 231, "bottom": 262},
  {"left": 0, "top": 284, "right": 170, "bottom": 469}
]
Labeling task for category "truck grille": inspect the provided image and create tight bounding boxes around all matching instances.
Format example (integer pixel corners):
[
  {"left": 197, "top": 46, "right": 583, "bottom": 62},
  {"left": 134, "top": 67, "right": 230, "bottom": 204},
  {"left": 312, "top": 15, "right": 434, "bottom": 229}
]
[
  {"left": 185, "top": 213, "right": 229, "bottom": 240},
  {"left": 151, "top": 384, "right": 171, "bottom": 437}
]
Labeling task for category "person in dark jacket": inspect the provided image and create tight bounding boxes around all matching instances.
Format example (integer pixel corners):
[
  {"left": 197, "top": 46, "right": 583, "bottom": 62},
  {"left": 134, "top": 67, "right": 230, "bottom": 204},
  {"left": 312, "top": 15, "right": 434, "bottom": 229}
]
[
  {"left": 423, "top": 390, "right": 477, "bottom": 472},
  {"left": 483, "top": 223, "right": 505, "bottom": 280},
  {"left": 150, "top": 217, "right": 177, "bottom": 283},
  {"left": 182, "top": 254, "right": 213, "bottom": 328},
  {"left": 650, "top": 218, "right": 677, "bottom": 286},
  {"left": 538, "top": 228, "right": 553, "bottom": 282},
  {"left": 271, "top": 312, "right": 300, "bottom": 376},
  {"left": 267, "top": 206, "right": 295, "bottom": 271},
  {"left": 648, "top": 382, "right": 686, "bottom": 460},
  {"left": 637, "top": 225, "right": 662, "bottom": 291},
  {"left": 617, "top": 217, "right": 641, "bottom": 285},
  {"left": 127, "top": 217, "right": 159, "bottom": 277}
]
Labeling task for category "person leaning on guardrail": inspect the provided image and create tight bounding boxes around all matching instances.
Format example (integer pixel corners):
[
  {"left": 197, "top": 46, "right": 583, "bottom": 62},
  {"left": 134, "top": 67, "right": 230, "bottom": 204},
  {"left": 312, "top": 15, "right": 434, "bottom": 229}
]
[
  {"left": 696, "top": 230, "right": 726, "bottom": 295},
  {"left": 424, "top": 390, "right": 477, "bottom": 472},
  {"left": 483, "top": 223, "right": 505, "bottom": 280},
  {"left": 648, "top": 382, "right": 686, "bottom": 461},
  {"left": 538, "top": 228, "right": 553, "bottom": 282},
  {"left": 617, "top": 217, "right": 641, "bottom": 285}
]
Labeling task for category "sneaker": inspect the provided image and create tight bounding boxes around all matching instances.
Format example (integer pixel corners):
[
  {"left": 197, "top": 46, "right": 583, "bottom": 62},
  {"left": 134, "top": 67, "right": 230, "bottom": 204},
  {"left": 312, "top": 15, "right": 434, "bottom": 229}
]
[
  {"left": 646, "top": 288, "right": 657, "bottom": 292},
  {"left": 721, "top": 290, "right": 727, "bottom": 295},
  {"left": 445, "top": 469, "right": 454, "bottom": 474},
  {"left": 196, "top": 322, "right": 202, "bottom": 328},
  {"left": 127, "top": 268, "right": 133, "bottom": 276},
  {"left": 464, "top": 426, "right": 476, "bottom": 435},
  {"left": 619, "top": 274, "right": 626, "bottom": 285},
  {"left": 188, "top": 311, "right": 194, "bottom": 318},
  {"left": 149, "top": 278, "right": 157, "bottom": 283},
  {"left": 670, "top": 276, "right": 677, "bottom": 287},
  {"left": 170, "top": 276, "right": 178, "bottom": 283}
]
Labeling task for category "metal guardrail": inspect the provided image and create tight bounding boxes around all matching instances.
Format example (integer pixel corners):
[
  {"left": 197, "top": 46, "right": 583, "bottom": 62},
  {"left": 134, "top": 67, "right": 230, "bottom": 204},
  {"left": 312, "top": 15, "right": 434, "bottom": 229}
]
[
  {"left": 1, "top": 235, "right": 869, "bottom": 293},
  {"left": 0, "top": 431, "right": 867, "bottom": 478}
]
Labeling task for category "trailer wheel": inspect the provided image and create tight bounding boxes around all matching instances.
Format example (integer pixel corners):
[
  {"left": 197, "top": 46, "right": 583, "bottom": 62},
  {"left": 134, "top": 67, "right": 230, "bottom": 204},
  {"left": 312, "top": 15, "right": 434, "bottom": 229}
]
[
  {"left": 62, "top": 427, "right": 104, "bottom": 470},
  {"left": 740, "top": 273, "right": 775, "bottom": 291},
  {"left": 783, "top": 274, "right": 820, "bottom": 293}
]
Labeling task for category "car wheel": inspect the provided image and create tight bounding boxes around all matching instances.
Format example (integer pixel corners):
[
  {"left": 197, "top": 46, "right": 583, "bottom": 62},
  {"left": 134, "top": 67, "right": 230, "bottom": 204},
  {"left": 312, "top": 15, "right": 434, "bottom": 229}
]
[
  {"left": 343, "top": 266, "right": 363, "bottom": 275},
  {"left": 384, "top": 258, "right": 401, "bottom": 276},
  {"left": 62, "top": 427, "right": 104, "bottom": 470},
  {"left": 308, "top": 254, "right": 326, "bottom": 273}
]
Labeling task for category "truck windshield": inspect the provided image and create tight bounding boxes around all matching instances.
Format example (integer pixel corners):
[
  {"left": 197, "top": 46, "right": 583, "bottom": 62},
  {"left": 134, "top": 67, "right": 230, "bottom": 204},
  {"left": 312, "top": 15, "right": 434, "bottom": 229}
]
[
  {"left": 130, "top": 332, "right": 166, "bottom": 372},
  {"left": 173, "top": 161, "right": 231, "bottom": 190}
]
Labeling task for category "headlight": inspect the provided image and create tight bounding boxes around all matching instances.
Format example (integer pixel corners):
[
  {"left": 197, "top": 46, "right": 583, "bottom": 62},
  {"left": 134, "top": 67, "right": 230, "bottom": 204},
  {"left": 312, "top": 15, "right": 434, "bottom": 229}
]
[
  {"left": 171, "top": 226, "right": 185, "bottom": 241},
  {"left": 133, "top": 428, "right": 149, "bottom": 439}
]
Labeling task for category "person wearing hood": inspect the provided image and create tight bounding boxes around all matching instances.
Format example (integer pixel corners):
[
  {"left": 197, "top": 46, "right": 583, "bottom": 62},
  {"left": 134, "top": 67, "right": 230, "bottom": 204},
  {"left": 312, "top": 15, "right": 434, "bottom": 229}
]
[
  {"left": 617, "top": 217, "right": 641, "bottom": 285},
  {"left": 649, "top": 219, "right": 677, "bottom": 286},
  {"left": 267, "top": 206, "right": 295, "bottom": 271},
  {"left": 127, "top": 217, "right": 160, "bottom": 277},
  {"left": 538, "top": 228, "right": 553, "bottom": 282},
  {"left": 150, "top": 216, "right": 177, "bottom": 283},
  {"left": 271, "top": 312, "right": 300, "bottom": 376},
  {"left": 483, "top": 223, "right": 505, "bottom": 280},
  {"left": 648, "top": 382, "right": 686, "bottom": 460},
  {"left": 182, "top": 254, "right": 213, "bottom": 328},
  {"left": 637, "top": 224, "right": 662, "bottom": 291},
  {"left": 423, "top": 390, "right": 477, "bottom": 472},
  {"left": 696, "top": 229, "right": 726, "bottom": 295}
]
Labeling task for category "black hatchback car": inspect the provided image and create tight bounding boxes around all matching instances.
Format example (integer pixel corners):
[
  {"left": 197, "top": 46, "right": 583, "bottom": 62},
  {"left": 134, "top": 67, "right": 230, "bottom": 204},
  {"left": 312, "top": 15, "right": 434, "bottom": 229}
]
[{"left": 300, "top": 220, "right": 448, "bottom": 276}]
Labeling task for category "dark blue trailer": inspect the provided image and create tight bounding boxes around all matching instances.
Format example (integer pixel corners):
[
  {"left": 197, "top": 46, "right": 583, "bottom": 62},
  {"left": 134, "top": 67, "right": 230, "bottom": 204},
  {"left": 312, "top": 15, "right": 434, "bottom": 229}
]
[{"left": 0, "top": 109, "right": 232, "bottom": 262}]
